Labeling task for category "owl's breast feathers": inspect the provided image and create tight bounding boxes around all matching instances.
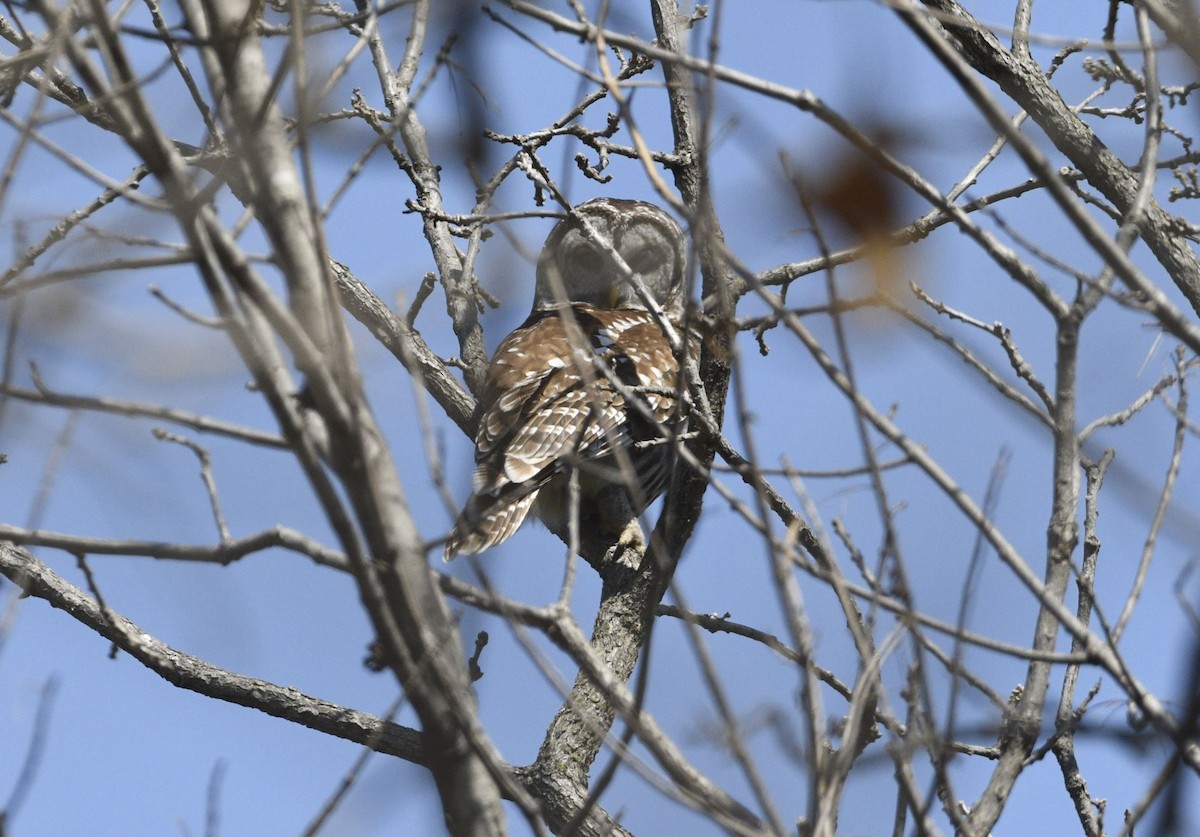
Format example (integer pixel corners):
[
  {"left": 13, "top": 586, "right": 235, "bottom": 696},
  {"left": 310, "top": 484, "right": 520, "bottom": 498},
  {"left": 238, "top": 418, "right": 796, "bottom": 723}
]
[{"left": 443, "top": 304, "right": 690, "bottom": 558}]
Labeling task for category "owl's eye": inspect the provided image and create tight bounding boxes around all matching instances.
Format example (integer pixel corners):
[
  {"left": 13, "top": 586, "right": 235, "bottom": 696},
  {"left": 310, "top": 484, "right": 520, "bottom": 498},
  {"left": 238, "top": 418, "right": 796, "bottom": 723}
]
[
  {"left": 625, "top": 244, "right": 666, "bottom": 273},
  {"left": 569, "top": 244, "right": 608, "bottom": 275}
]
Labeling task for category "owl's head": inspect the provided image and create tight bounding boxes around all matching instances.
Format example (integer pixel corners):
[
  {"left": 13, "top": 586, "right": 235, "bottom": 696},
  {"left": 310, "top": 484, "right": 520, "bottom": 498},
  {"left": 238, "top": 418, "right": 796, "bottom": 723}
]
[{"left": 534, "top": 198, "right": 686, "bottom": 317}]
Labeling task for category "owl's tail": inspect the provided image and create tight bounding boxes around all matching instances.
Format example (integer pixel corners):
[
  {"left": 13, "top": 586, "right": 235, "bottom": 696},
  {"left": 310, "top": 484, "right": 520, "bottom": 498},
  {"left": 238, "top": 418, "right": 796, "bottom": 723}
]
[{"left": 442, "top": 490, "right": 538, "bottom": 560}]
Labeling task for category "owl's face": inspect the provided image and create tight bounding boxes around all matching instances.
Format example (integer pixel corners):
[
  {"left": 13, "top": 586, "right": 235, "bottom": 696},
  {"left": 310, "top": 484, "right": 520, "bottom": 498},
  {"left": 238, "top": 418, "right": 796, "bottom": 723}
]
[{"left": 534, "top": 198, "right": 686, "bottom": 316}]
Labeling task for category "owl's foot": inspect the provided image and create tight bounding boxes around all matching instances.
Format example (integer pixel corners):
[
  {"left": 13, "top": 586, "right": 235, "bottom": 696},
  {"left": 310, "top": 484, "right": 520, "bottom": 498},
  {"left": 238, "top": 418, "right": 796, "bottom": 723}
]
[{"left": 605, "top": 517, "right": 645, "bottom": 569}]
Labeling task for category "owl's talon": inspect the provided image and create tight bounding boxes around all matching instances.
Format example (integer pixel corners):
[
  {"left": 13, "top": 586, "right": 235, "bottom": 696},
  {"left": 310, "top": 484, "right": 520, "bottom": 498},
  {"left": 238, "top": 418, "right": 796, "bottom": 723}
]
[
  {"left": 617, "top": 518, "right": 645, "bottom": 549},
  {"left": 604, "top": 518, "right": 645, "bottom": 569}
]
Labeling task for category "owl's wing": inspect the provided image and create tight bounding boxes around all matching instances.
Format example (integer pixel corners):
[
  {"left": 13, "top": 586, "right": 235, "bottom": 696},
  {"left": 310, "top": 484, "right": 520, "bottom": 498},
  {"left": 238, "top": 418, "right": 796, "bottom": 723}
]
[
  {"left": 474, "top": 308, "right": 631, "bottom": 489},
  {"left": 446, "top": 305, "right": 685, "bottom": 559}
]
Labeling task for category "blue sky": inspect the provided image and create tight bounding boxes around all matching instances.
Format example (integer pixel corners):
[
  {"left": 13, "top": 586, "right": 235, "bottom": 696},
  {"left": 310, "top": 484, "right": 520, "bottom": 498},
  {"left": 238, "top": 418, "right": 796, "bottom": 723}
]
[{"left": 2, "top": 1, "right": 1199, "bottom": 834}]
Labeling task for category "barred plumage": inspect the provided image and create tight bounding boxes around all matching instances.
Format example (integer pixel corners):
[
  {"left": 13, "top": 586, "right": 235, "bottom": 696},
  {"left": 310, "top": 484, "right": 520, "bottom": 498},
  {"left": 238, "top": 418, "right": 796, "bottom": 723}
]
[{"left": 443, "top": 199, "right": 690, "bottom": 559}]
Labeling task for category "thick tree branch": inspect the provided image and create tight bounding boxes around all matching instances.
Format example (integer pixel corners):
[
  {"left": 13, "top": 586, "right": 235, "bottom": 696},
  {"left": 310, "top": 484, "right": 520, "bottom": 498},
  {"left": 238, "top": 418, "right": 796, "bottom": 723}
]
[
  {"left": 0, "top": 542, "right": 427, "bottom": 763},
  {"left": 912, "top": 0, "right": 1200, "bottom": 326}
]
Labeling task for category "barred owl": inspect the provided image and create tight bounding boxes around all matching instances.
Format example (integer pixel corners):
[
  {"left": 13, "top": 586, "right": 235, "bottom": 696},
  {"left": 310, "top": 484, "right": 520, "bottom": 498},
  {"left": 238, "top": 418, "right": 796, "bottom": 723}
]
[{"left": 443, "top": 198, "right": 690, "bottom": 559}]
